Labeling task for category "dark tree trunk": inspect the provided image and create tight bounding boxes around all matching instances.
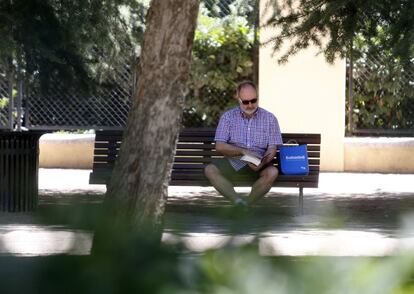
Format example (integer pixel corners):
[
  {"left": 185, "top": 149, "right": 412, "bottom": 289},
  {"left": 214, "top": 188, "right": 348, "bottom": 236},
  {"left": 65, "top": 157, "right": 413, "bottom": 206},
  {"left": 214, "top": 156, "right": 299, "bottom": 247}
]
[{"left": 93, "top": 0, "right": 200, "bottom": 246}]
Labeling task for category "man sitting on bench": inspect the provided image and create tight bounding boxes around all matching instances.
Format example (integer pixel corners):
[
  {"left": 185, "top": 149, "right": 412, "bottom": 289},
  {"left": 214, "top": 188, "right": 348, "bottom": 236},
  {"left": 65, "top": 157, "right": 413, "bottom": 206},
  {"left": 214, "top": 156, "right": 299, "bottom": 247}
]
[{"left": 204, "top": 81, "right": 283, "bottom": 208}]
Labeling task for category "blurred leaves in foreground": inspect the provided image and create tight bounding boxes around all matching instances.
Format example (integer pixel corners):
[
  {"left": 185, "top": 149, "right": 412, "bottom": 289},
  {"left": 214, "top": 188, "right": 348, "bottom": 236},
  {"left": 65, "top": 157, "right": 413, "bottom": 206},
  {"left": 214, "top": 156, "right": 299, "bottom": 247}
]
[
  {"left": 1, "top": 230, "right": 414, "bottom": 294},
  {"left": 2, "top": 197, "right": 414, "bottom": 293}
]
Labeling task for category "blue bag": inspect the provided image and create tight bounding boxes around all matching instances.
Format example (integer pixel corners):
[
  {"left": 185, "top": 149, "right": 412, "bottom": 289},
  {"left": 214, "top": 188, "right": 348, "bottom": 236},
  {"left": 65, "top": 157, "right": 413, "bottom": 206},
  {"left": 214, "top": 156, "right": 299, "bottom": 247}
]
[{"left": 279, "top": 141, "right": 309, "bottom": 175}]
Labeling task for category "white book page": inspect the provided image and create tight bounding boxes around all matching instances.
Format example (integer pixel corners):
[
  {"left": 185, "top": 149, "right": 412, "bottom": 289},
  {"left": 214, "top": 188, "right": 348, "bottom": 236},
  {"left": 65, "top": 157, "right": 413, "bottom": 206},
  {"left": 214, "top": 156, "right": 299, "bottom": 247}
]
[{"left": 240, "top": 154, "right": 262, "bottom": 166}]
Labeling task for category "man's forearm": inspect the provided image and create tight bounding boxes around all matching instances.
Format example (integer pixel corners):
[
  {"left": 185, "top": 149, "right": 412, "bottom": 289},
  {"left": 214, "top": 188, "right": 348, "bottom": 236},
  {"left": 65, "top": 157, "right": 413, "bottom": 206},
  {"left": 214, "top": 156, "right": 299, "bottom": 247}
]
[{"left": 215, "top": 142, "right": 246, "bottom": 157}]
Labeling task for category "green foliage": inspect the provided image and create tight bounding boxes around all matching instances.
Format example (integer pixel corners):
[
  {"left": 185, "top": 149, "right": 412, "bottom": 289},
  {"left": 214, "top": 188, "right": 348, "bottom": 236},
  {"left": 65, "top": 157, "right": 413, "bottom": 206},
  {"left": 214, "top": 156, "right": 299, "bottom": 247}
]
[
  {"left": 0, "top": 0, "right": 147, "bottom": 95},
  {"left": 4, "top": 237, "right": 414, "bottom": 293},
  {"left": 202, "top": 0, "right": 257, "bottom": 20},
  {"left": 197, "top": 249, "right": 414, "bottom": 294},
  {"left": 0, "top": 97, "right": 8, "bottom": 109},
  {"left": 185, "top": 5, "right": 255, "bottom": 127},
  {"left": 349, "top": 60, "right": 414, "bottom": 130},
  {"left": 263, "top": 0, "right": 414, "bottom": 64},
  {"left": 0, "top": 89, "right": 17, "bottom": 109}
]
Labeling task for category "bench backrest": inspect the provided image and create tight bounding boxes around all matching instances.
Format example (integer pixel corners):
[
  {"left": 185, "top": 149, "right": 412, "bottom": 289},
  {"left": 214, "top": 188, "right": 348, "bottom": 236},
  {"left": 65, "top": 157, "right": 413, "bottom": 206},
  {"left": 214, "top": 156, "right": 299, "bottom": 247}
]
[{"left": 89, "top": 128, "right": 321, "bottom": 188}]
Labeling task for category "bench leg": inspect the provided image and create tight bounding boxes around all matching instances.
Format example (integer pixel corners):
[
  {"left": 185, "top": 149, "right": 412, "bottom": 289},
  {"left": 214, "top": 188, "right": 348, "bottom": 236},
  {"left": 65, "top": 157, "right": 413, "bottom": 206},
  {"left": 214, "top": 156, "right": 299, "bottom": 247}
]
[{"left": 298, "top": 187, "right": 304, "bottom": 215}]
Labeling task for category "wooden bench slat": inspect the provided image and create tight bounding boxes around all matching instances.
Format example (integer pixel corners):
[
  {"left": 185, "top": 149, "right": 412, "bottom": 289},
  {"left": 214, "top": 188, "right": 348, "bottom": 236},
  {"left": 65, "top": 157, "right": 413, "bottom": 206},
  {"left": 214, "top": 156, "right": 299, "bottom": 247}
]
[
  {"left": 175, "top": 150, "right": 217, "bottom": 156},
  {"left": 95, "top": 131, "right": 321, "bottom": 142},
  {"left": 94, "top": 150, "right": 321, "bottom": 158},
  {"left": 94, "top": 137, "right": 122, "bottom": 144},
  {"left": 95, "top": 142, "right": 321, "bottom": 152},
  {"left": 169, "top": 180, "right": 319, "bottom": 188},
  {"left": 171, "top": 174, "right": 319, "bottom": 182},
  {"left": 171, "top": 157, "right": 321, "bottom": 165},
  {"left": 177, "top": 143, "right": 216, "bottom": 149},
  {"left": 92, "top": 160, "right": 322, "bottom": 168},
  {"left": 94, "top": 149, "right": 120, "bottom": 156},
  {"left": 95, "top": 142, "right": 121, "bottom": 149},
  {"left": 171, "top": 165, "right": 321, "bottom": 172},
  {"left": 92, "top": 166, "right": 320, "bottom": 173},
  {"left": 93, "top": 157, "right": 117, "bottom": 163},
  {"left": 177, "top": 137, "right": 215, "bottom": 143},
  {"left": 90, "top": 178, "right": 319, "bottom": 188}
]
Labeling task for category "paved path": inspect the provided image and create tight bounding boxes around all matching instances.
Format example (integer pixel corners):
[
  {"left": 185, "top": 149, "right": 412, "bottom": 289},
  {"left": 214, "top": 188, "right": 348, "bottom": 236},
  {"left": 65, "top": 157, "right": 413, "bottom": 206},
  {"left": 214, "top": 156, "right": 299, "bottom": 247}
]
[{"left": 1, "top": 169, "right": 414, "bottom": 256}]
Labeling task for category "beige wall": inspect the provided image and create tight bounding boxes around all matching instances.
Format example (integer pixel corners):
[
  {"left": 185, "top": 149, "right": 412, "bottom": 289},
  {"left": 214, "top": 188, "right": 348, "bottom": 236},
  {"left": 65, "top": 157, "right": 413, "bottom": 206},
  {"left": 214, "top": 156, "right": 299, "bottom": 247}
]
[
  {"left": 259, "top": 1, "right": 346, "bottom": 171},
  {"left": 345, "top": 138, "right": 414, "bottom": 173},
  {"left": 39, "top": 134, "right": 94, "bottom": 169}
]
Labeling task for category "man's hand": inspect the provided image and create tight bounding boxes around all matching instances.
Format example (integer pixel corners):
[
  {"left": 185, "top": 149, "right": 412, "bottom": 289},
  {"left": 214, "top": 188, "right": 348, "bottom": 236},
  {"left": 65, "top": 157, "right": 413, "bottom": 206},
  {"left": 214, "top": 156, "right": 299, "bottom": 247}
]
[
  {"left": 243, "top": 149, "right": 263, "bottom": 171},
  {"left": 247, "top": 162, "right": 261, "bottom": 171},
  {"left": 248, "top": 157, "right": 266, "bottom": 171},
  {"left": 247, "top": 147, "right": 277, "bottom": 171}
]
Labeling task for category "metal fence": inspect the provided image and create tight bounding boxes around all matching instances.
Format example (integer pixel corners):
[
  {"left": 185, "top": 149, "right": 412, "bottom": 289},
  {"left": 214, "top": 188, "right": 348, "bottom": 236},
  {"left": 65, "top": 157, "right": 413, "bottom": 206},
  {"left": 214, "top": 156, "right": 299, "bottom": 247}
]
[
  {"left": 347, "top": 39, "right": 414, "bottom": 136},
  {"left": 25, "top": 53, "right": 135, "bottom": 130},
  {"left": 0, "top": 70, "right": 11, "bottom": 130},
  {"left": 0, "top": 0, "right": 258, "bottom": 131}
]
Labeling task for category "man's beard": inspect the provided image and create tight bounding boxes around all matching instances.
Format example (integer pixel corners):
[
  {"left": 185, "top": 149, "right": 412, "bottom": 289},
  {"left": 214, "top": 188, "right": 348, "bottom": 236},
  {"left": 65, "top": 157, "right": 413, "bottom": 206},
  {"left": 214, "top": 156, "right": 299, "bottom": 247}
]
[{"left": 243, "top": 107, "right": 257, "bottom": 116}]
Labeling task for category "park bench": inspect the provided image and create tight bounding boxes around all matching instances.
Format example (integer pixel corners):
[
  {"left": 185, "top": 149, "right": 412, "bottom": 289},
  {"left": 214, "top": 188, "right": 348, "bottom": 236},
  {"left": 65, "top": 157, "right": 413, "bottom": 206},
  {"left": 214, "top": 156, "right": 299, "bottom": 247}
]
[{"left": 89, "top": 128, "right": 321, "bottom": 214}]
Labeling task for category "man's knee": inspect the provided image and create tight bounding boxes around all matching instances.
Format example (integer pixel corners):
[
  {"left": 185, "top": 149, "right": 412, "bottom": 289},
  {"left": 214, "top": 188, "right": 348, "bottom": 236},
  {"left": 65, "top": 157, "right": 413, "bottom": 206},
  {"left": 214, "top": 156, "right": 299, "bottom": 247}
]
[
  {"left": 262, "top": 166, "right": 279, "bottom": 182},
  {"left": 204, "top": 163, "right": 219, "bottom": 179}
]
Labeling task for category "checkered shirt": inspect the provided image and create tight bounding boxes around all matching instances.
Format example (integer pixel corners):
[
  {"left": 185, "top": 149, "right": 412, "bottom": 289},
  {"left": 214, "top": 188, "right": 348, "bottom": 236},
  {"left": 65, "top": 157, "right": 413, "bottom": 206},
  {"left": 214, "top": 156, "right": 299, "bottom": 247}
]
[{"left": 215, "top": 107, "right": 283, "bottom": 171}]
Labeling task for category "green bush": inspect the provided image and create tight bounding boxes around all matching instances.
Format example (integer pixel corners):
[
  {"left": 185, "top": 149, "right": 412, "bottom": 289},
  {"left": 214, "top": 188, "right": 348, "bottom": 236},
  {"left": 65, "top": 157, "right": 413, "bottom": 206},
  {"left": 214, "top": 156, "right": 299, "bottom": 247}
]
[
  {"left": 347, "top": 28, "right": 414, "bottom": 132},
  {"left": 184, "top": 6, "right": 255, "bottom": 127}
]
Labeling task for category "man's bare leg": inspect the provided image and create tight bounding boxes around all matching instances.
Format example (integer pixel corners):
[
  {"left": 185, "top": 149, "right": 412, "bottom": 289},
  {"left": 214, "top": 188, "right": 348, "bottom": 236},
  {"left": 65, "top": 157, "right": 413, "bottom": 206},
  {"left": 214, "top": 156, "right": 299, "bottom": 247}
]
[
  {"left": 204, "top": 164, "right": 241, "bottom": 203},
  {"left": 247, "top": 166, "right": 278, "bottom": 205}
]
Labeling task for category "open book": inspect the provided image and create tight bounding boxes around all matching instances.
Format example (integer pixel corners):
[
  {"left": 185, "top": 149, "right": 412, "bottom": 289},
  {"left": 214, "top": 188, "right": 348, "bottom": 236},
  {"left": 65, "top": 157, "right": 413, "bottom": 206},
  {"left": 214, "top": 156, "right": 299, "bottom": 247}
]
[{"left": 240, "top": 153, "right": 262, "bottom": 166}]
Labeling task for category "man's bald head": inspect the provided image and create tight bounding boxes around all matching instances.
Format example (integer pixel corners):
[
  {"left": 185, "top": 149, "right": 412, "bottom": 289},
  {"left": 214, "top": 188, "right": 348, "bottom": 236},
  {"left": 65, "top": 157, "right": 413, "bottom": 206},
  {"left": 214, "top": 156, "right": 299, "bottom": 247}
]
[{"left": 236, "top": 81, "right": 257, "bottom": 98}]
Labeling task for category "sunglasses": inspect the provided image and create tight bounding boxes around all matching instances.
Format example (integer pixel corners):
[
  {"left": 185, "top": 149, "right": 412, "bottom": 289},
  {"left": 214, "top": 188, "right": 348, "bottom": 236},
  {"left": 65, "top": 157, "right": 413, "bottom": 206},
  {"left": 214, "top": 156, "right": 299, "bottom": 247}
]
[{"left": 239, "top": 98, "right": 258, "bottom": 105}]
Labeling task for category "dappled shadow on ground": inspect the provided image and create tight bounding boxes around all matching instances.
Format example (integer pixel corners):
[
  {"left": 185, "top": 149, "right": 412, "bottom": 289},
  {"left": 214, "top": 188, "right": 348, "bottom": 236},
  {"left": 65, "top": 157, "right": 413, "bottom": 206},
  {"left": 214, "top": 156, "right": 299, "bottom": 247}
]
[
  {"left": 165, "top": 189, "right": 414, "bottom": 236},
  {"left": 0, "top": 193, "right": 104, "bottom": 229},
  {"left": 40, "top": 191, "right": 105, "bottom": 205},
  {"left": 1, "top": 189, "right": 413, "bottom": 237}
]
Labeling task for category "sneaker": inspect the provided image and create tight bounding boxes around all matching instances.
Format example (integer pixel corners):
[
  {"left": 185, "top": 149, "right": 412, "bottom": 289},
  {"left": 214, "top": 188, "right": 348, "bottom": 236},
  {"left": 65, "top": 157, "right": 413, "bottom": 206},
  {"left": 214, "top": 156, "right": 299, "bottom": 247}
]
[
  {"left": 231, "top": 198, "right": 250, "bottom": 218},
  {"left": 234, "top": 198, "right": 248, "bottom": 208}
]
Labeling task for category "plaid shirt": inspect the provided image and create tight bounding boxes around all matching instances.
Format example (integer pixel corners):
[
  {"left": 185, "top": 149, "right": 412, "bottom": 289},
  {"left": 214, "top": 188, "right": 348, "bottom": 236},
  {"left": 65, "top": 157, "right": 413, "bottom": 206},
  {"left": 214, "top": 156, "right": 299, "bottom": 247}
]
[{"left": 215, "top": 107, "right": 283, "bottom": 171}]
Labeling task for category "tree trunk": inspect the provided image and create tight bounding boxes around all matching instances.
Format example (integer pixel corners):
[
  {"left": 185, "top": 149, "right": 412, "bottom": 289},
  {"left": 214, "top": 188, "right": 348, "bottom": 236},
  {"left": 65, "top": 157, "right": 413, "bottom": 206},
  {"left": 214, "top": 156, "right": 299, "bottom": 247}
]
[{"left": 95, "top": 0, "right": 200, "bottom": 244}]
